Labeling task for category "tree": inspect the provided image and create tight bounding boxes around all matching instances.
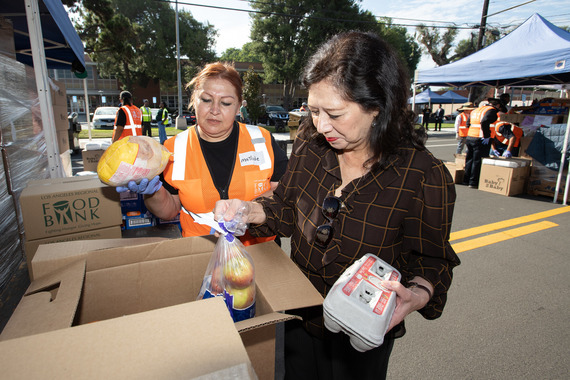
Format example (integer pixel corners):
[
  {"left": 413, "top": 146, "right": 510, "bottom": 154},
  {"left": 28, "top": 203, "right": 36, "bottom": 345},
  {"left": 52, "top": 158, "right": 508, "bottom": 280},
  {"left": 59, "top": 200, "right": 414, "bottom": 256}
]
[
  {"left": 219, "top": 42, "right": 263, "bottom": 62},
  {"left": 250, "top": 0, "right": 420, "bottom": 109},
  {"left": 242, "top": 67, "right": 263, "bottom": 123},
  {"left": 415, "top": 25, "right": 458, "bottom": 66},
  {"left": 72, "top": 0, "right": 216, "bottom": 90}
]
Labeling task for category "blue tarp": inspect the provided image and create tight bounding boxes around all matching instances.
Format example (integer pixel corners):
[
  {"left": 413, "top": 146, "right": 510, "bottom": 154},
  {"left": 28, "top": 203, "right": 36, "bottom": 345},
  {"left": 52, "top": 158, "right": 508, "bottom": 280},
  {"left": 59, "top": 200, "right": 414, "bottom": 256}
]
[
  {"left": 0, "top": 0, "right": 85, "bottom": 71},
  {"left": 415, "top": 14, "right": 570, "bottom": 87}
]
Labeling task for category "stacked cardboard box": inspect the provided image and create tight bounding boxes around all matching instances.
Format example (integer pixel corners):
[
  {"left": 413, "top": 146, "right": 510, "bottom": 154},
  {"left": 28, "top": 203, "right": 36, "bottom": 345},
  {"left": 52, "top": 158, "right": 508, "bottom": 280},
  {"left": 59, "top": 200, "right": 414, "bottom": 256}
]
[
  {"left": 50, "top": 78, "right": 70, "bottom": 154},
  {"left": 19, "top": 175, "right": 122, "bottom": 279},
  {"left": 478, "top": 157, "right": 532, "bottom": 196},
  {"left": 527, "top": 160, "right": 567, "bottom": 201},
  {"left": 1, "top": 236, "right": 324, "bottom": 380}
]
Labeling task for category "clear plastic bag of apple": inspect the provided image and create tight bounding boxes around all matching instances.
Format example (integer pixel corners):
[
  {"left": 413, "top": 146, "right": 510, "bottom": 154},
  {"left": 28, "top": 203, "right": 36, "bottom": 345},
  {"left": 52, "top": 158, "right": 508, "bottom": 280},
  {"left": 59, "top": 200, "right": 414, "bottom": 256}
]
[{"left": 197, "top": 219, "right": 255, "bottom": 322}]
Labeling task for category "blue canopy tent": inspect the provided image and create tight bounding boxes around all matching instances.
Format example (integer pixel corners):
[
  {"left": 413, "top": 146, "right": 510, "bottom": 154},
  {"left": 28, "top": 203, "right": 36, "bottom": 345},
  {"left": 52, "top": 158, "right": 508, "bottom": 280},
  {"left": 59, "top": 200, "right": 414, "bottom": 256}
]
[
  {"left": 1, "top": 0, "right": 85, "bottom": 177},
  {"left": 441, "top": 90, "right": 468, "bottom": 103},
  {"left": 414, "top": 14, "right": 570, "bottom": 87},
  {"left": 408, "top": 88, "right": 446, "bottom": 104}
]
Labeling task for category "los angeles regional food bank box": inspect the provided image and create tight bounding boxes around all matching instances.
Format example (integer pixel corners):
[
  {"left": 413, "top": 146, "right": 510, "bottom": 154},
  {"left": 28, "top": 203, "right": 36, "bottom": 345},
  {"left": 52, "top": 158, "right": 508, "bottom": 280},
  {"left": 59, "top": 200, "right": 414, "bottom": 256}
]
[
  {"left": 1, "top": 236, "right": 324, "bottom": 380},
  {"left": 19, "top": 176, "right": 122, "bottom": 241}
]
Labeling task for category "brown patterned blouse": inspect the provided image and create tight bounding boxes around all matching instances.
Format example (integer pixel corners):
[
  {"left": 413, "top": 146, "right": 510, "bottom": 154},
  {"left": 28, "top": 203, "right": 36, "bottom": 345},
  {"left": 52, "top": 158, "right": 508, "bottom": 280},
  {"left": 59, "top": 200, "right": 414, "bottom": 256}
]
[{"left": 250, "top": 135, "right": 460, "bottom": 335}]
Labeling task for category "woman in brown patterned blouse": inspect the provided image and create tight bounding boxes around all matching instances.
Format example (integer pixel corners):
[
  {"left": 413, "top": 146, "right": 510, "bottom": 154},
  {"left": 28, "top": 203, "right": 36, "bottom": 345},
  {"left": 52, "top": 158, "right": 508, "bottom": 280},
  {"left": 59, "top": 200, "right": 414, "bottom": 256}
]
[{"left": 214, "top": 31, "right": 460, "bottom": 380}]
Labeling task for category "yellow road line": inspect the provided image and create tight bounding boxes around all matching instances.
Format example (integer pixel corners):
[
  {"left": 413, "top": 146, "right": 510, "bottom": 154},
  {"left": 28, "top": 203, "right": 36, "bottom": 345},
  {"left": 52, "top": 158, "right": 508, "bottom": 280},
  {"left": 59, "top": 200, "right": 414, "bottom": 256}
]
[
  {"left": 452, "top": 221, "right": 559, "bottom": 253},
  {"left": 450, "top": 206, "right": 570, "bottom": 241}
]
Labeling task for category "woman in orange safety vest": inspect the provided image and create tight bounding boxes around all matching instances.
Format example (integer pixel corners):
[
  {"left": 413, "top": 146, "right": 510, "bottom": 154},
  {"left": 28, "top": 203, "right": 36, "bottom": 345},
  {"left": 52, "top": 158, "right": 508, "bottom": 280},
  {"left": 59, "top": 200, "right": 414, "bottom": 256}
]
[
  {"left": 112, "top": 90, "right": 142, "bottom": 143},
  {"left": 134, "top": 63, "right": 289, "bottom": 245}
]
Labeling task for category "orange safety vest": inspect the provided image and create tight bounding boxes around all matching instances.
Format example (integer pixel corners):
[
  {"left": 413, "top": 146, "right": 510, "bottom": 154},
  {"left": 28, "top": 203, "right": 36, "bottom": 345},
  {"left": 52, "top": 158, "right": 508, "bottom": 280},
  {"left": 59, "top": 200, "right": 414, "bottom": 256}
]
[
  {"left": 494, "top": 122, "right": 523, "bottom": 147},
  {"left": 163, "top": 123, "right": 275, "bottom": 245},
  {"left": 457, "top": 112, "right": 470, "bottom": 137},
  {"left": 468, "top": 105, "right": 496, "bottom": 138},
  {"left": 113, "top": 105, "right": 143, "bottom": 141}
]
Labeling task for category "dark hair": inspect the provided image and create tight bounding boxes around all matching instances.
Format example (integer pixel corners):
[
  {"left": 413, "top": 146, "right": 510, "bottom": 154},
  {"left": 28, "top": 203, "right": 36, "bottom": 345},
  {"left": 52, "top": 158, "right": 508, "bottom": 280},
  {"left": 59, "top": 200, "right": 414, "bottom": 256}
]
[
  {"left": 187, "top": 62, "right": 243, "bottom": 111},
  {"left": 299, "top": 31, "right": 424, "bottom": 169},
  {"left": 120, "top": 91, "right": 133, "bottom": 106}
]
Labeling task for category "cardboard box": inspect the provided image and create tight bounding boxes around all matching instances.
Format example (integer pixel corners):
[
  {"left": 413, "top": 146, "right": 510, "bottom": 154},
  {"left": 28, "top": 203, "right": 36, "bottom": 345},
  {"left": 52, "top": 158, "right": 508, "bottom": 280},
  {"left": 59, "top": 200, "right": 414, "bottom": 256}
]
[
  {"left": 56, "top": 129, "right": 70, "bottom": 153},
  {"left": 454, "top": 153, "right": 466, "bottom": 170},
  {"left": 478, "top": 157, "right": 531, "bottom": 196},
  {"left": 19, "top": 176, "right": 122, "bottom": 241},
  {"left": 0, "top": 15, "right": 16, "bottom": 59},
  {"left": 527, "top": 160, "right": 568, "bottom": 201},
  {"left": 1, "top": 236, "right": 324, "bottom": 380},
  {"left": 49, "top": 78, "right": 67, "bottom": 107},
  {"left": 81, "top": 149, "right": 105, "bottom": 172},
  {"left": 444, "top": 162, "right": 464, "bottom": 184},
  {"left": 0, "top": 298, "right": 257, "bottom": 379},
  {"left": 24, "top": 226, "right": 123, "bottom": 281}
]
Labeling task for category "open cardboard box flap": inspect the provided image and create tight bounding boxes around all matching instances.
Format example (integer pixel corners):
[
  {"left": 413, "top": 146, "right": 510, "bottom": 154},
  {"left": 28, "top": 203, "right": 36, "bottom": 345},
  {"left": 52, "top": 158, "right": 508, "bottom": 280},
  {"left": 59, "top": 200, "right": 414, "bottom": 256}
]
[
  {"left": 5, "top": 235, "right": 324, "bottom": 340},
  {"left": 0, "top": 298, "right": 257, "bottom": 380},
  {"left": 3, "top": 236, "right": 323, "bottom": 379}
]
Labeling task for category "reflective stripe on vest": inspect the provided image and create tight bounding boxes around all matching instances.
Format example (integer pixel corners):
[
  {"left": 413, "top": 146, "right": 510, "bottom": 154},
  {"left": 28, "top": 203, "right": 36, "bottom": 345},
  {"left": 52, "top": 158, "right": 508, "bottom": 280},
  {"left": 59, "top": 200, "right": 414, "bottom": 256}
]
[
  {"left": 458, "top": 112, "right": 469, "bottom": 137},
  {"left": 468, "top": 105, "right": 495, "bottom": 138},
  {"left": 495, "top": 122, "right": 523, "bottom": 147},
  {"left": 165, "top": 123, "right": 274, "bottom": 238},
  {"left": 141, "top": 106, "right": 152, "bottom": 122},
  {"left": 113, "top": 105, "right": 142, "bottom": 140}
]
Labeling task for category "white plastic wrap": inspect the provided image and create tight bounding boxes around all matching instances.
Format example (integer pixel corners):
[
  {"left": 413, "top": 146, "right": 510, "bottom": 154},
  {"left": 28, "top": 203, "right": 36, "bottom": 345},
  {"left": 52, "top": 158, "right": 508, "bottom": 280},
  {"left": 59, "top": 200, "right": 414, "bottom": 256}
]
[{"left": 0, "top": 54, "right": 50, "bottom": 291}]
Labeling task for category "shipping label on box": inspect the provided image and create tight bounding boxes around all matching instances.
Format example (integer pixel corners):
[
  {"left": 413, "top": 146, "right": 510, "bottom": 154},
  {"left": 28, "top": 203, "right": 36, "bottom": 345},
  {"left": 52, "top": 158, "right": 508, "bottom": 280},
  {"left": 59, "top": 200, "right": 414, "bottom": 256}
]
[
  {"left": 20, "top": 177, "right": 122, "bottom": 241},
  {"left": 82, "top": 149, "right": 105, "bottom": 172}
]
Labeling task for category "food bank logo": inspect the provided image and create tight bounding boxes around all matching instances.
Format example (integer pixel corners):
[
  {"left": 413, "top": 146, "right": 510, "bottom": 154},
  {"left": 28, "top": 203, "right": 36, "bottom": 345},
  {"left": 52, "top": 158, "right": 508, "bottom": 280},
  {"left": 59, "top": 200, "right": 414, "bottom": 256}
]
[{"left": 41, "top": 198, "right": 101, "bottom": 227}]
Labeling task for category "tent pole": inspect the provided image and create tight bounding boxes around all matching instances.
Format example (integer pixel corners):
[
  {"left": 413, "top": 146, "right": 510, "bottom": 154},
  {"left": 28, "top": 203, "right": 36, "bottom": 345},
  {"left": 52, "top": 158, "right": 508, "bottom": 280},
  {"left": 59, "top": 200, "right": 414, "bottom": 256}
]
[
  {"left": 554, "top": 116, "right": 570, "bottom": 204},
  {"left": 83, "top": 78, "right": 92, "bottom": 141},
  {"left": 25, "top": 0, "right": 64, "bottom": 178}
]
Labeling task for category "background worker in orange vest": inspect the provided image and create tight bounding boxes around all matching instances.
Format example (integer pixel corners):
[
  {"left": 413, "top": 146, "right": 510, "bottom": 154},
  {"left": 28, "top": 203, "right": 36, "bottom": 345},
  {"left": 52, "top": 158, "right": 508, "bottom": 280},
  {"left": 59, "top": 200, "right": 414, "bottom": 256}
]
[
  {"left": 491, "top": 121, "right": 524, "bottom": 158},
  {"left": 117, "top": 62, "right": 288, "bottom": 245},
  {"left": 112, "top": 91, "right": 143, "bottom": 143},
  {"left": 462, "top": 98, "right": 501, "bottom": 188},
  {"left": 454, "top": 102, "right": 475, "bottom": 154}
]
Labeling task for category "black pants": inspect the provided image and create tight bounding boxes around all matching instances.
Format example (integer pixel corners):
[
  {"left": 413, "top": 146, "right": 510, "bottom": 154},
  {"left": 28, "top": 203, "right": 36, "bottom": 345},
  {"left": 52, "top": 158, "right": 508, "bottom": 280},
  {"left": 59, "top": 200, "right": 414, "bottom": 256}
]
[
  {"left": 463, "top": 137, "right": 489, "bottom": 187},
  {"left": 142, "top": 121, "right": 152, "bottom": 137},
  {"left": 284, "top": 320, "right": 395, "bottom": 380},
  {"left": 434, "top": 117, "right": 443, "bottom": 130},
  {"left": 422, "top": 115, "right": 430, "bottom": 129}
]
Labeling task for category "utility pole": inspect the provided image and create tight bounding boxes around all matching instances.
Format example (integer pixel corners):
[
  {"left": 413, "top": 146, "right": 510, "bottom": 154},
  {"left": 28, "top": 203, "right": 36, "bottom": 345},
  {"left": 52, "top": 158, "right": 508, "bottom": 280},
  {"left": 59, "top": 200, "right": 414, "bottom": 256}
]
[{"left": 476, "top": 0, "right": 490, "bottom": 51}]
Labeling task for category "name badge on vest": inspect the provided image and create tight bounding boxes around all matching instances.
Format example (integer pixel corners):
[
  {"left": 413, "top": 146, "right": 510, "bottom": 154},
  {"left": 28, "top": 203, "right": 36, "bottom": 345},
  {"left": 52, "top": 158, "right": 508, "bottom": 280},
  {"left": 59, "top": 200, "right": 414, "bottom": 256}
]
[{"left": 239, "top": 151, "right": 265, "bottom": 167}]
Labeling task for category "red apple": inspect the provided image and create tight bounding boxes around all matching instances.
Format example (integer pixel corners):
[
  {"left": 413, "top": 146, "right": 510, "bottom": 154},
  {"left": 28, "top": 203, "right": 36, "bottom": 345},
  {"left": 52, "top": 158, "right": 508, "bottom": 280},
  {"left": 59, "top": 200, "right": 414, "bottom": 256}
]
[
  {"left": 210, "top": 266, "right": 224, "bottom": 294},
  {"left": 223, "top": 257, "right": 254, "bottom": 288},
  {"left": 226, "top": 283, "right": 255, "bottom": 309}
]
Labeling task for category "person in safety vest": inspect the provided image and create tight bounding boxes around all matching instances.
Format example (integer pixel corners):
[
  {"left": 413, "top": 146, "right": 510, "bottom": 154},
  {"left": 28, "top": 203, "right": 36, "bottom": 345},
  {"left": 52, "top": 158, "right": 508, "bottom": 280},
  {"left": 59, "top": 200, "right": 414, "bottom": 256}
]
[
  {"left": 112, "top": 91, "right": 143, "bottom": 143},
  {"left": 491, "top": 121, "right": 523, "bottom": 158},
  {"left": 156, "top": 101, "right": 170, "bottom": 145},
  {"left": 454, "top": 102, "right": 475, "bottom": 154},
  {"left": 140, "top": 99, "right": 152, "bottom": 137},
  {"left": 462, "top": 98, "right": 501, "bottom": 188},
  {"left": 116, "top": 62, "right": 289, "bottom": 246}
]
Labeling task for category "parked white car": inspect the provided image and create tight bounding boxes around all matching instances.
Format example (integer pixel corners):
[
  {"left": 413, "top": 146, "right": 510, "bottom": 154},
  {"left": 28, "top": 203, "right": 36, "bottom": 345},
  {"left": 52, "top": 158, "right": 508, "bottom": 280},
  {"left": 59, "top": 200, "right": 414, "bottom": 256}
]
[{"left": 91, "top": 106, "right": 118, "bottom": 129}]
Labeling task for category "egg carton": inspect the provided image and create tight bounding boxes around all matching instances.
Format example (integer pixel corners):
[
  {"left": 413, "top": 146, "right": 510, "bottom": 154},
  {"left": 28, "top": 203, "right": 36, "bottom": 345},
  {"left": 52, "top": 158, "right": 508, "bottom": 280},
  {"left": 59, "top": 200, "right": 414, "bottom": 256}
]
[{"left": 323, "top": 253, "right": 400, "bottom": 352}]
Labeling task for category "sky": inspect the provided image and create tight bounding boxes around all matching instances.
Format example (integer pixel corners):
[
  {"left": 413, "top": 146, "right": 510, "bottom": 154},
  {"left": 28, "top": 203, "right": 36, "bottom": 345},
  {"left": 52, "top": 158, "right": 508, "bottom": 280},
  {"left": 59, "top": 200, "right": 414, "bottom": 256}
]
[{"left": 178, "top": 0, "right": 570, "bottom": 70}]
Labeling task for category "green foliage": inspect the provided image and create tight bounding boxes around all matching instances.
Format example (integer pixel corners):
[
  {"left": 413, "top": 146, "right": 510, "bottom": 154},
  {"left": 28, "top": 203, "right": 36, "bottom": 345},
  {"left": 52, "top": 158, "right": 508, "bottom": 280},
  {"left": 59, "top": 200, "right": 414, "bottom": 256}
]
[
  {"left": 242, "top": 67, "right": 263, "bottom": 123},
  {"left": 75, "top": 0, "right": 216, "bottom": 90},
  {"left": 249, "top": 0, "right": 420, "bottom": 109},
  {"left": 219, "top": 42, "right": 263, "bottom": 62}
]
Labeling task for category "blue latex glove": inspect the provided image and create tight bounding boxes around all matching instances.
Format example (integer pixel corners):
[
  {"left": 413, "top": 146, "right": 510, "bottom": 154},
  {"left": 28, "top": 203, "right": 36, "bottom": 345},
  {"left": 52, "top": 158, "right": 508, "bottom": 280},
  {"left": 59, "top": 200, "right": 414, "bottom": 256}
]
[
  {"left": 116, "top": 175, "right": 163, "bottom": 195},
  {"left": 502, "top": 150, "right": 513, "bottom": 158},
  {"left": 481, "top": 137, "right": 491, "bottom": 145},
  {"left": 491, "top": 149, "right": 501, "bottom": 157}
]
